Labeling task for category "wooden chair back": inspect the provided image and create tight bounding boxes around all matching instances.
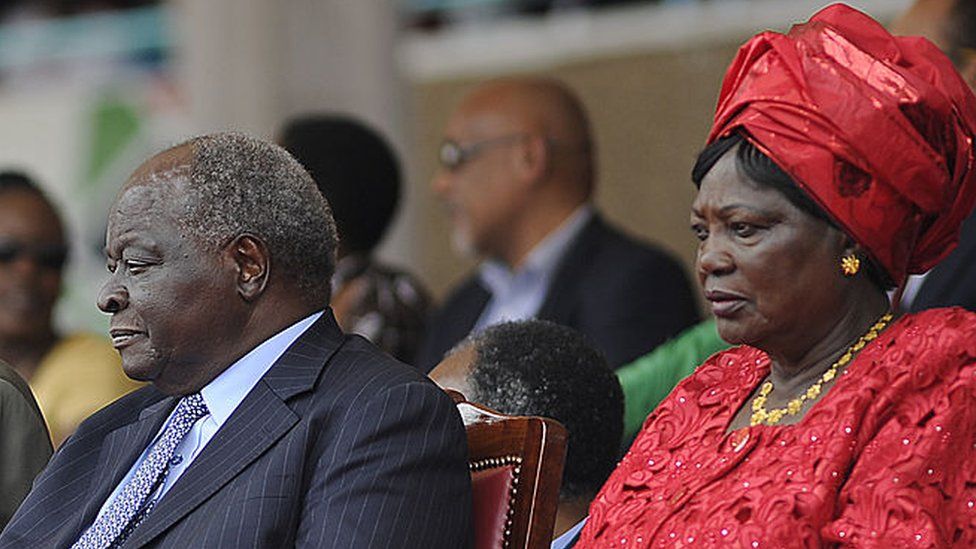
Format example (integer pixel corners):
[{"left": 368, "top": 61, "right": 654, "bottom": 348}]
[{"left": 449, "top": 390, "right": 568, "bottom": 549}]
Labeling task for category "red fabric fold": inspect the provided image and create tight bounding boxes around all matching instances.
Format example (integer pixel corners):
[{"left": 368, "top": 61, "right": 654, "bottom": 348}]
[{"left": 708, "top": 3, "right": 976, "bottom": 283}]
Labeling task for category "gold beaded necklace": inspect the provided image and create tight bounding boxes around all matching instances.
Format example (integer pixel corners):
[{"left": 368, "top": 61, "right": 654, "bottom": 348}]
[{"left": 750, "top": 313, "right": 893, "bottom": 426}]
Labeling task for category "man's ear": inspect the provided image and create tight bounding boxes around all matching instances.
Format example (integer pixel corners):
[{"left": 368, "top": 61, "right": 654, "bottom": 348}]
[
  {"left": 513, "top": 134, "right": 549, "bottom": 185},
  {"left": 229, "top": 233, "right": 269, "bottom": 301}
]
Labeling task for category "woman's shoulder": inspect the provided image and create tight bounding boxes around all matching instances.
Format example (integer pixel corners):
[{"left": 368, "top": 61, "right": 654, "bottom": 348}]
[
  {"left": 662, "top": 345, "right": 766, "bottom": 405},
  {"left": 901, "top": 306, "right": 976, "bottom": 330},
  {"left": 890, "top": 307, "right": 976, "bottom": 355},
  {"left": 871, "top": 307, "right": 976, "bottom": 399},
  {"left": 691, "top": 345, "right": 766, "bottom": 380}
]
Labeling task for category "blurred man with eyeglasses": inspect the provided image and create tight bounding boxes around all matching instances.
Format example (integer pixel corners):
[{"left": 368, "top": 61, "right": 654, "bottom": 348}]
[
  {"left": 891, "top": 0, "right": 976, "bottom": 312},
  {"left": 416, "top": 77, "right": 699, "bottom": 371},
  {"left": 0, "top": 171, "right": 140, "bottom": 446}
]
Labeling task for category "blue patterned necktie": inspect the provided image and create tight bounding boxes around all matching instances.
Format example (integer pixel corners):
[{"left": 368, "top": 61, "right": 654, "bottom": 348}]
[{"left": 72, "top": 393, "right": 210, "bottom": 549}]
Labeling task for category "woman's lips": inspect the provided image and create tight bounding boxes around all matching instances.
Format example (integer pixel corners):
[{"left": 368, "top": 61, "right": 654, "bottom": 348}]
[{"left": 705, "top": 289, "right": 748, "bottom": 318}]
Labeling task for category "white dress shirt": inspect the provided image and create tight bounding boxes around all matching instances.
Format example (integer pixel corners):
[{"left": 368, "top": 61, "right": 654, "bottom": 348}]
[
  {"left": 551, "top": 518, "right": 586, "bottom": 548},
  {"left": 474, "top": 205, "right": 593, "bottom": 332}
]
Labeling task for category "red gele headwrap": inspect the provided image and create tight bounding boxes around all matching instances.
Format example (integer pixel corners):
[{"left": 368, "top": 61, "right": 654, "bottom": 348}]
[{"left": 708, "top": 3, "right": 976, "bottom": 284}]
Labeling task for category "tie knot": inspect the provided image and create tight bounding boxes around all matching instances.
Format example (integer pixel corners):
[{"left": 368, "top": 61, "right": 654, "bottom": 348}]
[{"left": 175, "top": 393, "right": 209, "bottom": 424}]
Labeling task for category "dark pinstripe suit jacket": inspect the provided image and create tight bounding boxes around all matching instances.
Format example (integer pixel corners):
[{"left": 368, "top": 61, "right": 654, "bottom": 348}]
[{"left": 0, "top": 312, "right": 473, "bottom": 548}]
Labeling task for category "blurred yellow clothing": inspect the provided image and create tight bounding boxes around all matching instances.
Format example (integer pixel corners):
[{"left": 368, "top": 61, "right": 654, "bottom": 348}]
[{"left": 29, "top": 333, "right": 143, "bottom": 446}]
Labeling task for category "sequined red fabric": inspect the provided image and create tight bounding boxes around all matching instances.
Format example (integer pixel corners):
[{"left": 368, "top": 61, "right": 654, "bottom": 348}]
[
  {"left": 577, "top": 308, "right": 976, "bottom": 547},
  {"left": 708, "top": 4, "right": 976, "bottom": 283}
]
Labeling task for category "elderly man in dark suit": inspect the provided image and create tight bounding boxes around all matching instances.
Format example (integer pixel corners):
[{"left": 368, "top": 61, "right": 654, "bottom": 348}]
[
  {"left": 0, "top": 133, "right": 472, "bottom": 548},
  {"left": 417, "top": 77, "right": 699, "bottom": 371}
]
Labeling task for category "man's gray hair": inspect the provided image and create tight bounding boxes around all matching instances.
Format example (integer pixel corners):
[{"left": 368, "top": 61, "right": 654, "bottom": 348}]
[{"left": 175, "top": 132, "right": 337, "bottom": 304}]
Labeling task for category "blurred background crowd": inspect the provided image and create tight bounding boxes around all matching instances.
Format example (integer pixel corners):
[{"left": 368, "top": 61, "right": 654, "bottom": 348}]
[{"left": 0, "top": 0, "right": 908, "bottom": 343}]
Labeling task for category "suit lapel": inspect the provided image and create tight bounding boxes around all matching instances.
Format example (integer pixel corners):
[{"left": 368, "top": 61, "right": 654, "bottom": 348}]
[
  {"left": 75, "top": 396, "right": 176, "bottom": 532},
  {"left": 125, "top": 312, "right": 346, "bottom": 548},
  {"left": 912, "top": 212, "right": 976, "bottom": 311},
  {"left": 536, "top": 214, "right": 604, "bottom": 322},
  {"left": 420, "top": 280, "right": 489, "bottom": 371},
  {"left": 915, "top": 261, "right": 962, "bottom": 307},
  {"left": 449, "top": 282, "right": 490, "bottom": 344}
]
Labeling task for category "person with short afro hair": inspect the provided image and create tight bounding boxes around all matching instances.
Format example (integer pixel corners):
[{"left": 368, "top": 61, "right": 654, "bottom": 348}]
[
  {"left": 279, "top": 115, "right": 431, "bottom": 362},
  {"left": 430, "top": 319, "right": 623, "bottom": 540}
]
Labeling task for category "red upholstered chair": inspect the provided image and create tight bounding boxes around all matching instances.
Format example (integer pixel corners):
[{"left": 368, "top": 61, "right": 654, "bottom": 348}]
[{"left": 448, "top": 390, "right": 568, "bottom": 549}]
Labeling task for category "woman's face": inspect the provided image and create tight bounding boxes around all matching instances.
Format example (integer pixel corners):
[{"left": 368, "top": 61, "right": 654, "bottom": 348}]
[
  {"left": 0, "top": 190, "right": 64, "bottom": 341},
  {"left": 691, "top": 148, "right": 850, "bottom": 352}
]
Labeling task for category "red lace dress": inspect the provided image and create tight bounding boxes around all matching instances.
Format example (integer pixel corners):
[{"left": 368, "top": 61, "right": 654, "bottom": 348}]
[{"left": 577, "top": 308, "right": 976, "bottom": 547}]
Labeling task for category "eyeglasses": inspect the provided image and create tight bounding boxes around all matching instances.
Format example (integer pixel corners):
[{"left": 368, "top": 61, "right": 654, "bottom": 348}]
[
  {"left": 0, "top": 241, "right": 68, "bottom": 270},
  {"left": 438, "top": 134, "right": 528, "bottom": 171}
]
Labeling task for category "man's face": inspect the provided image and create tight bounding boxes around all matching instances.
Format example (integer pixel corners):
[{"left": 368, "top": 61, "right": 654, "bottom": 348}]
[
  {"left": 431, "top": 106, "right": 528, "bottom": 261},
  {"left": 97, "top": 168, "right": 244, "bottom": 395},
  {"left": 0, "top": 190, "right": 65, "bottom": 341}
]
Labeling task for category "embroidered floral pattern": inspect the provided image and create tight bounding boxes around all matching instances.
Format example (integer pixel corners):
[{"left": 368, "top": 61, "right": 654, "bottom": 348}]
[{"left": 578, "top": 309, "right": 976, "bottom": 547}]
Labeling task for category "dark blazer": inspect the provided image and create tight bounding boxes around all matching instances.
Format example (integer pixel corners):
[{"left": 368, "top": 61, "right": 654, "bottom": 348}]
[
  {"left": 0, "top": 312, "right": 472, "bottom": 548},
  {"left": 911, "top": 211, "right": 976, "bottom": 312},
  {"left": 0, "top": 362, "right": 52, "bottom": 530},
  {"left": 416, "top": 214, "right": 701, "bottom": 371}
]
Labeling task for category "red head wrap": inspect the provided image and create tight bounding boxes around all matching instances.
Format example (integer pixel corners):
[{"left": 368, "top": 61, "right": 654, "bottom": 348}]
[{"left": 708, "top": 3, "right": 976, "bottom": 284}]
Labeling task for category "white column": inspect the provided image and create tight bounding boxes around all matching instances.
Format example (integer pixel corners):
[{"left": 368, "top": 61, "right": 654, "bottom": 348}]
[{"left": 171, "top": 0, "right": 416, "bottom": 265}]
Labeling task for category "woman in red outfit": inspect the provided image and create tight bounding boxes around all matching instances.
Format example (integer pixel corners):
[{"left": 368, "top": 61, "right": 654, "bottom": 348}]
[{"left": 575, "top": 4, "right": 976, "bottom": 547}]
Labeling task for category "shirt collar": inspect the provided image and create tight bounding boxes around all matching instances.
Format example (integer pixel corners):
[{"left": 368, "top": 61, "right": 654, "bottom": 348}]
[
  {"left": 479, "top": 204, "right": 593, "bottom": 294},
  {"left": 199, "top": 310, "right": 323, "bottom": 426}
]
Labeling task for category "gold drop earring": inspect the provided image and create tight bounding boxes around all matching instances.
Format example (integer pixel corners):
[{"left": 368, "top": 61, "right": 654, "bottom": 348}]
[{"left": 840, "top": 254, "right": 860, "bottom": 277}]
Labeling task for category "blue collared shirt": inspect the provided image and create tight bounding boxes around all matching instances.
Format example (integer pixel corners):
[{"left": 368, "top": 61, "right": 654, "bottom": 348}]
[
  {"left": 551, "top": 518, "right": 586, "bottom": 548},
  {"left": 91, "top": 310, "right": 324, "bottom": 520},
  {"left": 474, "top": 205, "right": 593, "bottom": 332}
]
